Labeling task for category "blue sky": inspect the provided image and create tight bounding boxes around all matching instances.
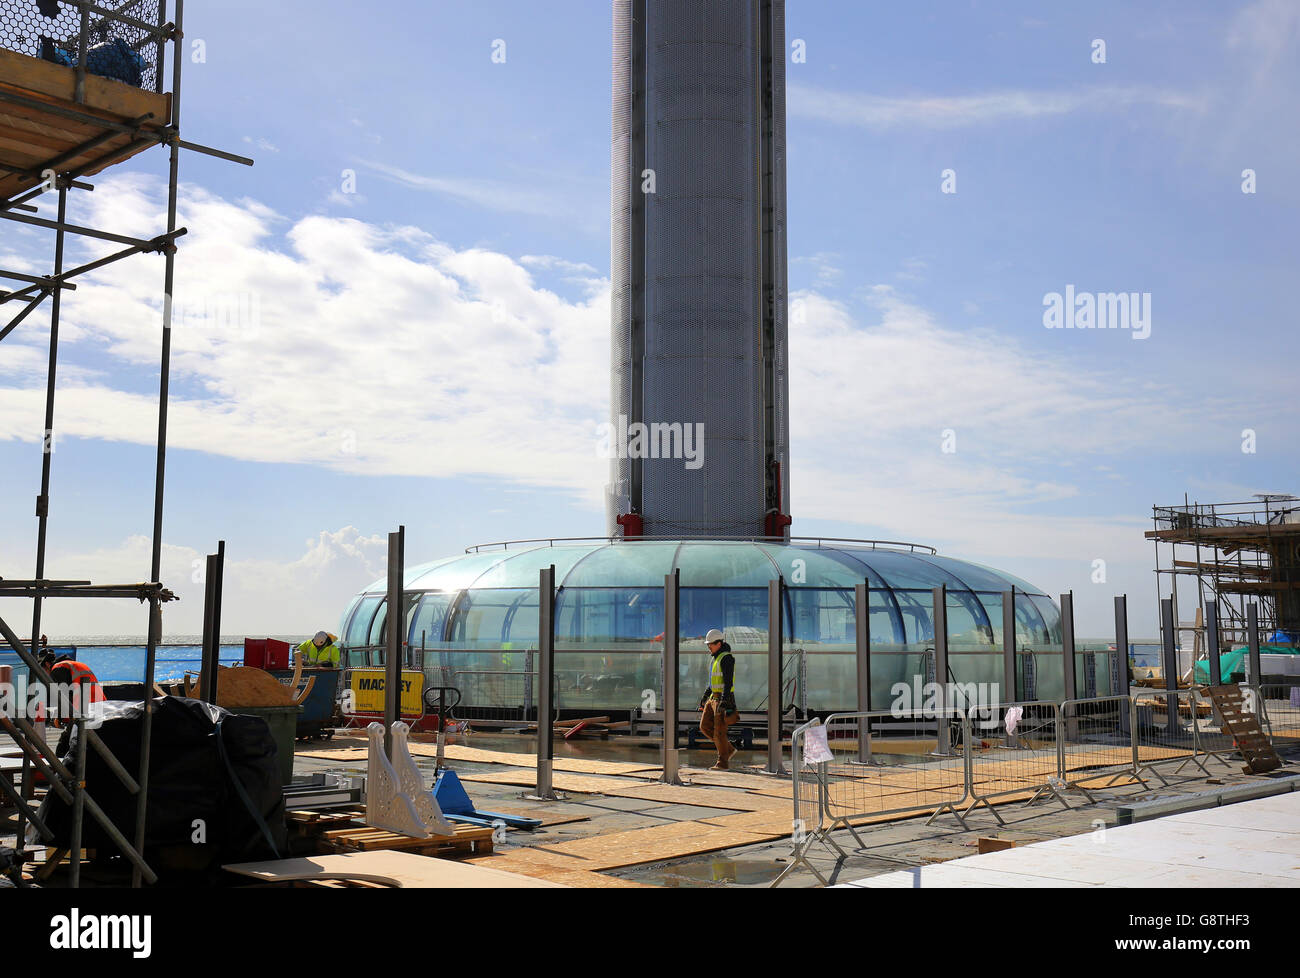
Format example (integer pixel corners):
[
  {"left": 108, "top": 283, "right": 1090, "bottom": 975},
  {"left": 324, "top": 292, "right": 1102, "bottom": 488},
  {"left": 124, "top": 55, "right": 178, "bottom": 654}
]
[{"left": 1, "top": 0, "right": 1296, "bottom": 639}]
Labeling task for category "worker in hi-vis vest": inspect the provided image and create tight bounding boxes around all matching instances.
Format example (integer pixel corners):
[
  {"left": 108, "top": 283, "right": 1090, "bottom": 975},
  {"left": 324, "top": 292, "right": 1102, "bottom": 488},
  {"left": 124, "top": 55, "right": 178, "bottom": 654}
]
[
  {"left": 698, "top": 628, "right": 739, "bottom": 770},
  {"left": 299, "top": 631, "right": 341, "bottom": 668}
]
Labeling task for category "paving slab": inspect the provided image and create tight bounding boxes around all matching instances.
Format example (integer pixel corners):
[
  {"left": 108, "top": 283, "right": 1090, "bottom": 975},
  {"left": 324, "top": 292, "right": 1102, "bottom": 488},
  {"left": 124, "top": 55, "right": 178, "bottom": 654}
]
[{"left": 843, "top": 791, "right": 1300, "bottom": 888}]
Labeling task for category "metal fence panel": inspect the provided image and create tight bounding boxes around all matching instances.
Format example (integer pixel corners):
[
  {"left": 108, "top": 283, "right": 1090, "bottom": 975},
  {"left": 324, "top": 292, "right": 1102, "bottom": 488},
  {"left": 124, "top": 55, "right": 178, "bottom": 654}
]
[
  {"left": 1059, "top": 695, "right": 1144, "bottom": 801},
  {"left": 966, "top": 700, "right": 1067, "bottom": 825},
  {"left": 1129, "top": 686, "right": 1205, "bottom": 781}
]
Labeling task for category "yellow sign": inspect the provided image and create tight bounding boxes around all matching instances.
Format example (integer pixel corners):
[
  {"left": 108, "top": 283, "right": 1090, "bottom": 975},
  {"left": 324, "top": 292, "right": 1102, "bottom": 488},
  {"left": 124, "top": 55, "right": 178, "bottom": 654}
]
[{"left": 347, "top": 669, "right": 424, "bottom": 718}]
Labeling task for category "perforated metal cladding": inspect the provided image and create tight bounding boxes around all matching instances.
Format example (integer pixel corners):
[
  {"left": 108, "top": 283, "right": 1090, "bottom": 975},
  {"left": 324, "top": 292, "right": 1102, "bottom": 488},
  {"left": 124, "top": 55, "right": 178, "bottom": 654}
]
[
  {"left": 608, "top": 0, "right": 636, "bottom": 528},
  {"left": 769, "top": 0, "right": 791, "bottom": 518},
  {"left": 608, "top": 0, "right": 789, "bottom": 538}
]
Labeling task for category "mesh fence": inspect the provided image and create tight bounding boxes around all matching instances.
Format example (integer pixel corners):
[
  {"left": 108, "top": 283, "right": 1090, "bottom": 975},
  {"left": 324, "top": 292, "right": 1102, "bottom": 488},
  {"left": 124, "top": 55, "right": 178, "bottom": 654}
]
[
  {"left": 1130, "top": 686, "right": 1203, "bottom": 778},
  {"left": 1, "top": 0, "right": 166, "bottom": 93},
  {"left": 1060, "top": 695, "right": 1139, "bottom": 793},
  {"left": 814, "top": 709, "right": 972, "bottom": 833},
  {"left": 1257, "top": 683, "right": 1300, "bottom": 750},
  {"left": 966, "top": 701, "right": 1062, "bottom": 821}
]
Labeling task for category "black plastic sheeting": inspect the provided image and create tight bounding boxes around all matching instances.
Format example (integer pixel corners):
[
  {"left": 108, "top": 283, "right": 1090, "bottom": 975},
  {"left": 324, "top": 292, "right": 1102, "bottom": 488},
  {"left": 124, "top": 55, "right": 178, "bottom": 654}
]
[{"left": 38, "top": 696, "right": 286, "bottom": 883}]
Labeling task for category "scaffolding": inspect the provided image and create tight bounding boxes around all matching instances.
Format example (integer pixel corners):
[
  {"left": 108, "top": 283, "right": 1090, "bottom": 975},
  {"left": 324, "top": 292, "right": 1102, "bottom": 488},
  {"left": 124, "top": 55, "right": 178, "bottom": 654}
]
[
  {"left": 1147, "top": 495, "right": 1300, "bottom": 652},
  {"left": 0, "top": 0, "right": 250, "bottom": 886}
]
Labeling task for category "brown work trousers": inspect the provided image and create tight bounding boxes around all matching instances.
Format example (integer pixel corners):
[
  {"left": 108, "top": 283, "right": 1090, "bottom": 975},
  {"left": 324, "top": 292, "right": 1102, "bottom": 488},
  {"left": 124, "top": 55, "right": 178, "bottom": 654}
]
[{"left": 699, "top": 696, "right": 738, "bottom": 766}]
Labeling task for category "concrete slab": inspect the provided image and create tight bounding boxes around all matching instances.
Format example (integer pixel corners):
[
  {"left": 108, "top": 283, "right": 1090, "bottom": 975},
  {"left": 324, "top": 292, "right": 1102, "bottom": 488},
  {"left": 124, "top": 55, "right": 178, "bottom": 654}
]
[{"left": 843, "top": 791, "right": 1300, "bottom": 888}]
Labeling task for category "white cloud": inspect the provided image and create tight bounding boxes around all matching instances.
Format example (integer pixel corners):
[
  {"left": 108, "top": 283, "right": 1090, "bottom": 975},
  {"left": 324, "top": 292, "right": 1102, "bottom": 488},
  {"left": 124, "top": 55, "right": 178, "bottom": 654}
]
[
  {"left": 789, "top": 82, "right": 1206, "bottom": 129},
  {"left": 0, "top": 174, "right": 611, "bottom": 504}
]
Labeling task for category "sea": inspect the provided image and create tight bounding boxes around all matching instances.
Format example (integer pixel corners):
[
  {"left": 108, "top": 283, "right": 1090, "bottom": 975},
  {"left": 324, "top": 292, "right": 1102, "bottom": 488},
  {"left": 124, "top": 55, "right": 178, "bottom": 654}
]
[{"left": 0, "top": 635, "right": 304, "bottom": 683}]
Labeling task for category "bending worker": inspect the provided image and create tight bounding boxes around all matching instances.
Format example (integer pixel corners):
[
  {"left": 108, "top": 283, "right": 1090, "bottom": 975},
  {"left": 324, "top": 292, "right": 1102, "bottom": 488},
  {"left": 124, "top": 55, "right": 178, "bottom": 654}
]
[
  {"left": 299, "top": 631, "right": 341, "bottom": 669},
  {"left": 698, "top": 628, "right": 739, "bottom": 770}
]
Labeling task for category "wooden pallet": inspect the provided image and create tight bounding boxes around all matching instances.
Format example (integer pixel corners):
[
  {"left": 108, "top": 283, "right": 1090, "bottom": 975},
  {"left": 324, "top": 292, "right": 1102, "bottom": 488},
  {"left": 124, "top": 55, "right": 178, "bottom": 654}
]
[
  {"left": 1203, "top": 684, "right": 1282, "bottom": 775},
  {"left": 320, "top": 823, "right": 494, "bottom": 857},
  {"left": 287, "top": 807, "right": 494, "bottom": 858}
]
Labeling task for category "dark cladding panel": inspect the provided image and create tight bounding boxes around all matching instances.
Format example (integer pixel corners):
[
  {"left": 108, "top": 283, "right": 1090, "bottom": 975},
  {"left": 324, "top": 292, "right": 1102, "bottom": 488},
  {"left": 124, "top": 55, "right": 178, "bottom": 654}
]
[{"left": 609, "top": 0, "right": 789, "bottom": 538}]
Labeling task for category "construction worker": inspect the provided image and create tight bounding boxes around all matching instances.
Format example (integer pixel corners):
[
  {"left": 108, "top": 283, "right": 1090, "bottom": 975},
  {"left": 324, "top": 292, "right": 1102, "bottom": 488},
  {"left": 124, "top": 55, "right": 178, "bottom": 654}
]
[
  {"left": 299, "top": 631, "right": 341, "bottom": 669},
  {"left": 37, "top": 653, "right": 104, "bottom": 726},
  {"left": 698, "top": 628, "right": 739, "bottom": 770}
]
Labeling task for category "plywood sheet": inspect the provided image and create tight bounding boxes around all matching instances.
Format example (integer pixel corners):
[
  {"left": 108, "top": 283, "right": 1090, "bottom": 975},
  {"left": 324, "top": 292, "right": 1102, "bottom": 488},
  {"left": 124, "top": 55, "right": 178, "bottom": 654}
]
[
  {"left": 223, "top": 850, "right": 566, "bottom": 888},
  {"left": 520, "top": 821, "right": 778, "bottom": 871},
  {"left": 298, "top": 741, "right": 662, "bottom": 777}
]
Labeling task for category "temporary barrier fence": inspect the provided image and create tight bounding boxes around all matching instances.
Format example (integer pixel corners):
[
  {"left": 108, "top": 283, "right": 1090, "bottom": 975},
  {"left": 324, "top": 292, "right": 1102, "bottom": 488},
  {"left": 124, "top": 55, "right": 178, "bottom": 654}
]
[
  {"left": 1129, "top": 686, "right": 1207, "bottom": 782},
  {"left": 1058, "top": 695, "right": 1145, "bottom": 803},
  {"left": 965, "top": 700, "right": 1068, "bottom": 826}
]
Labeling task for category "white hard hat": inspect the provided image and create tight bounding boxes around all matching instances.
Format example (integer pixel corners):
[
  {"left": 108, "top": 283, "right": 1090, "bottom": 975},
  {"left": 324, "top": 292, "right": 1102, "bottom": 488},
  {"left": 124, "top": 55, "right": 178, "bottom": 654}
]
[
  {"left": 313, "top": 631, "right": 330, "bottom": 647},
  {"left": 705, "top": 629, "right": 724, "bottom": 644}
]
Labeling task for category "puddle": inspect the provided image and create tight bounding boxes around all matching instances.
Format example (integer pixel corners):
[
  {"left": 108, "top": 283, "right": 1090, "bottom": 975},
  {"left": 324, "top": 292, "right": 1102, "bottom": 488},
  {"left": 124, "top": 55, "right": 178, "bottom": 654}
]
[{"left": 643, "top": 858, "right": 786, "bottom": 887}]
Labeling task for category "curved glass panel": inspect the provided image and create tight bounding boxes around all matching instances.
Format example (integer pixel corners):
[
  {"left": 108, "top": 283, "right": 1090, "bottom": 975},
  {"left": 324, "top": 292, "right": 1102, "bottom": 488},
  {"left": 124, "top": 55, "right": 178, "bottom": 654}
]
[
  {"left": 343, "top": 594, "right": 382, "bottom": 648},
  {"left": 556, "top": 587, "right": 666, "bottom": 648},
  {"left": 561, "top": 542, "right": 680, "bottom": 588},
  {"left": 679, "top": 586, "right": 769, "bottom": 647},
  {"left": 763, "top": 545, "right": 871, "bottom": 588},
  {"left": 962, "top": 559, "right": 1048, "bottom": 596},
  {"left": 409, "top": 592, "right": 454, "bottom": 647},
  {"left": 674, "top": 543, "right": 778, "bottom": 587},
  {"left": 1026, "top": 594, "right": 1064, "bottom": 644},
  {"left": 367, "top": 599, "right": 387, "bottom": 646},
  {"left": 787, "top": 587, "right": 855, "bottom": 648},
  {"left": 843, "top": 548, "right": 962, "bottom": 591},
  {"left": 469, "top": 545, "right": 591, "bottom": 589},
  {"left": 447, "top": 588, "right": 538, "bottom": 649},
  {"left": 404, "top": 551, "right": 522, "bottom": 593}
]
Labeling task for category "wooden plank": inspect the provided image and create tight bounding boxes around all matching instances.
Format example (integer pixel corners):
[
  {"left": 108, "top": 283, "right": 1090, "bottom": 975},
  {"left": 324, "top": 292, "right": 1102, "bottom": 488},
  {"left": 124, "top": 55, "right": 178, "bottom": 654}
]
[
  {"left": 223, "top": 851, "right": 567, "bottom": 888},
  {"left": 0, "top": 48, "right": 171, "bottom": 124}
]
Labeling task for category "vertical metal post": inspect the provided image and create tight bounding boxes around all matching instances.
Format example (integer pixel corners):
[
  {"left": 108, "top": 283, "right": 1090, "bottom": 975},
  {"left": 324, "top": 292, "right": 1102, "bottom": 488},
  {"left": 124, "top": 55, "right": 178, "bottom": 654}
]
[
  {"left": 1060, "top": 592, "right": 1078, "bottom": 702},
  {"left": 855, "top": 581, "right": 871, "bottom": 763},
  {"left": 136, "top": 3, "right": 186, "bottom": 886},
  {"left": 1061, "top": 592, "right": 1078, "bottom": 741},
  {"left": 1161, "top": 597, "right": 1181, "bottom": 734},
  {"left": 1247, "top": 603, "right": 1262, "bottom": 689},
  {"left": 535, "top": 565, "right": 557, "bottom": 799},
  {"left": 767, "top": 577, "right": 785, "bottom": 774},
  {"left": 131, "top": 595, "right": 161, "bottom": 887},
  {"left": 662, "top": 569, "right": 680, "bottom": 784},
  {"left": 1002, "top": 590, "right": 1016, "bottom": 747},
  {"left": 199, "top": 541, "right": 224, "bottom": 704},
  {"left": 383, "top": 527, "right": 405, "bottom": 755},
  {"left": 1206, "top": 598, "right": 1222, "bottom": 686},
  {"left": 932, "top": 585, "right": 949, "bottom": 754},
  {"left": 69, "top": 675, "right": 88, "bottom": 888},
  {"left": 1114, "top": 594, "right": 1130, "bottom": 694}
]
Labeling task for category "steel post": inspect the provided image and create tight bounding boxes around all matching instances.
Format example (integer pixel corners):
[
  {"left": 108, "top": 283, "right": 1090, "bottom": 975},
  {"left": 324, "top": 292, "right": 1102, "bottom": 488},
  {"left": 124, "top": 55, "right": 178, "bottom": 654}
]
[
  {"left": 1247, "top": 603, "right": 1262, "bottom": 688},
  {"left": 1002, "top": 590, "right": 1016, "bottom": 747},
  {"left": 1206, "top": 598, "right": 1222, "bottom": 685},
  {"left": 383, "top": 527, "right": 404, "bottom": 755},
  {"left": 767, "top": 578, "right": 785, "bottom": 774},
  {"left": 932, "top": 585, "right": 949, "bottom": 754},
  {"left": 662, "top": 569, "right": 681, "bottom": 784},
  {"left": 1114, "top": 594, "right": 1130, "bottom": 694},
  {"left": 535, "top": 565, "right": 557, "bottom": 799},
  {"left": 1161, "top": 597, "right": 1182, "bottom": 735},
  {"left": 855, "top": 581, "right": 871, "bottom": 763}
]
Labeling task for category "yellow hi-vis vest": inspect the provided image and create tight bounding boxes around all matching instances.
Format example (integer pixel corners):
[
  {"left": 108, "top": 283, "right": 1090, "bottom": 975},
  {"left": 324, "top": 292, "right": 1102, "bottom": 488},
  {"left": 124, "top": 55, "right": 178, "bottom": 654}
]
[
  {"left": 299, "top": 639, "right": 340, "bottom": 668},
  {"left": 710, "top": 651, "right": 729, "bottom": 694}
]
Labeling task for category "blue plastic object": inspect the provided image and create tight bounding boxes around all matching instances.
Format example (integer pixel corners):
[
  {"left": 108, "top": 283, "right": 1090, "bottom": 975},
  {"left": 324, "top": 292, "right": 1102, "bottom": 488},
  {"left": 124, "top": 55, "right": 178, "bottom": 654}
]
[
  {"left": 433, "top": 769, "right": 542, "bottom": 830},
  {"left": 43, "top": 37, "right": 146, "bottom": 87}
]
